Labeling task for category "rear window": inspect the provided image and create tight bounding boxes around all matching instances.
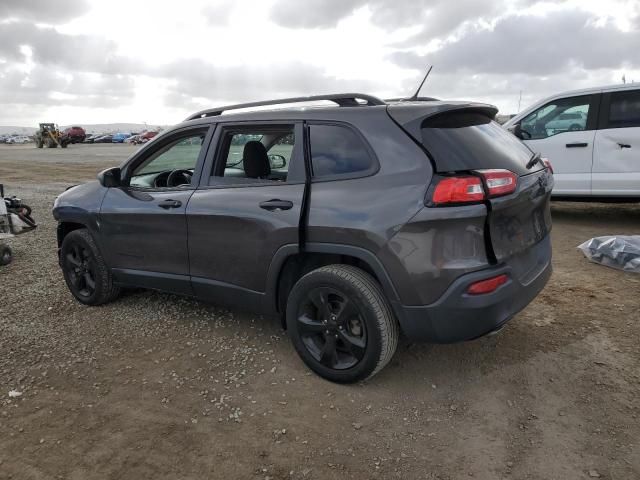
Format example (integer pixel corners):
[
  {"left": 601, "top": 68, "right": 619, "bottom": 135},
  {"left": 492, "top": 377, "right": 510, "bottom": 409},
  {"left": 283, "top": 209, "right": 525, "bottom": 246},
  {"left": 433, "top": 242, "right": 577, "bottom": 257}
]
[
  {"left": 309, "top": 124, "right": 375, "bottom": 178},
  {"left": 421, "top": 112, "right": 538, "bottom": 175}
]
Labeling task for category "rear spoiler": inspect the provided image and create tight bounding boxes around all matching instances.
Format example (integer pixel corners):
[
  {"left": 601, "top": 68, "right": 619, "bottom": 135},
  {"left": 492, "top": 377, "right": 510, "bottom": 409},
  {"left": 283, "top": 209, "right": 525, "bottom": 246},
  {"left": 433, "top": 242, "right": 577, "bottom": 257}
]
[{"left": 387, "top": 102, "right": 498, "bottom": 141}]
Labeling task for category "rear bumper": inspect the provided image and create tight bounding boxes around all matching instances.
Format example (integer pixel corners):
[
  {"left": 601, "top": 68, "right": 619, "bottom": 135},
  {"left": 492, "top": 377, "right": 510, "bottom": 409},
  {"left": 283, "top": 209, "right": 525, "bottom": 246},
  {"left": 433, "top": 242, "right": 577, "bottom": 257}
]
[{"left": 392, "top": 236, "right": 552, "bottom": 343}]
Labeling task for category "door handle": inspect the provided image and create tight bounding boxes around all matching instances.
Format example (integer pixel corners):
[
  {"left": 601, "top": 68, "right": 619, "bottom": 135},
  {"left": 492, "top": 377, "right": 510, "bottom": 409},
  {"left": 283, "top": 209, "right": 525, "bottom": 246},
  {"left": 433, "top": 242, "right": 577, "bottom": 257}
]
[
  {"left": 158, "top": 199, "right": 182, "bottom": 209},
  {"left": 618, "top": 143, "right": 631, "bottom": 149},
  {"left": 566, "top": 142, "right": 588, "bottom": 148},
  {"left": 259, "top": 199, "right": 294, "bottom": 211}
]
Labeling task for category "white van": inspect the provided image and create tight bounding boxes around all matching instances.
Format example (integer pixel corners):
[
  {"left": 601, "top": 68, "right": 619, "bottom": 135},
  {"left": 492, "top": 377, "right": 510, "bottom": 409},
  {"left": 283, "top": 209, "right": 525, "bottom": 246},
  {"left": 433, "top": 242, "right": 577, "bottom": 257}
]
[{"left": 504, "top": 84, "right": 640, "bottom": 199}]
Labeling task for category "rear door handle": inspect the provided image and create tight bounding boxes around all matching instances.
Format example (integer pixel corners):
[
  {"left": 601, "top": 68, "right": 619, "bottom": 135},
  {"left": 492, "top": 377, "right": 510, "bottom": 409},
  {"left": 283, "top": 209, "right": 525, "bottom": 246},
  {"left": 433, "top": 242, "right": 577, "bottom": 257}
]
[
  {"left": 618, "top": 143, "right": 631, "bottom": 149},
  {"left": 259, "top": 199, "right": 293, "bottom": 211},
  {"left": 158, "top": 199, "right": 182, "bottom": 209},
  {"left": 566, "top": 142, "right": 588, "bottom": 148}
]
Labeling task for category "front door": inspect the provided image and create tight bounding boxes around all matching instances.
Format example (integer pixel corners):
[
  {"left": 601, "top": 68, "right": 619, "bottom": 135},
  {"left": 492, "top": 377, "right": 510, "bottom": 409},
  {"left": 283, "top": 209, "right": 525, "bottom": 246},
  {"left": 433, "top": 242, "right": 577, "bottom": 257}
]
[
  {"left": 187, "top": 123, "right": 305, "bottom": 311},
  {"left": 519, "top": 93, "right": 599, "bottom": 195},
  {"left": 99, "top": 126, "right": 212, "bottom": 293},
  {"left": 592, "top": 89, "right": 640, "bottom": 196}
]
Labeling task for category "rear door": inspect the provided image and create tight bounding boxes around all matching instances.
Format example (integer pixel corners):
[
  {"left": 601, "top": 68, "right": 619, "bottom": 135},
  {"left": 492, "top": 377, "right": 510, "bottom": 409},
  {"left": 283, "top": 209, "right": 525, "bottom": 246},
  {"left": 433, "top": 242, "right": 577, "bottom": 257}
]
[
  {"left": 517, "top": 94, "right": 599, "bottom": 196},
  {"left": 592, "top": 88, "right": 640, "bottom": 196},
  {"left": 187, "top": 122, "right": 305, "bottom": 310}
]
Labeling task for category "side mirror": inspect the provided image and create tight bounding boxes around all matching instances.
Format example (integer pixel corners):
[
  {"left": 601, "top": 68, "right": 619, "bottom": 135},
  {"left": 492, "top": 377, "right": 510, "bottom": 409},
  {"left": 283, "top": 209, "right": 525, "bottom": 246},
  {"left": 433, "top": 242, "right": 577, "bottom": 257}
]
[
  {"left": 268, "top": 154, "right": 286, "bottom": 170},
  {"left": 97, "top": 167, "right": 122, "bottom": 188},
  {"left": 508, "top": 123, "right": 524, "bottom": 139}
]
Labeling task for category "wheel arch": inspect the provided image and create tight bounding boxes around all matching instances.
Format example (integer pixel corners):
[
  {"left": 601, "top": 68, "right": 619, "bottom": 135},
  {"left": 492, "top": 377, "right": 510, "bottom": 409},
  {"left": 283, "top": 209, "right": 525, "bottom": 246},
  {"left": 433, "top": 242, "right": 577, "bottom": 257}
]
[
  {"left": 56, "top": 221, "right": 87, "bottom": 248},
  {"left": 266, "top": 243, "right": 402, "bottom": 328}
]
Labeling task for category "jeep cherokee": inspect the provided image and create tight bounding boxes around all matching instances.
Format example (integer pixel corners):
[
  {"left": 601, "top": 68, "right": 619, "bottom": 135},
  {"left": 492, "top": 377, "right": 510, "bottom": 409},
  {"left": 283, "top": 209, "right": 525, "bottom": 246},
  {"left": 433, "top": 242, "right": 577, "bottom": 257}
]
[{"left": 53, "top": 93, "right": 553, "bottom": 383}]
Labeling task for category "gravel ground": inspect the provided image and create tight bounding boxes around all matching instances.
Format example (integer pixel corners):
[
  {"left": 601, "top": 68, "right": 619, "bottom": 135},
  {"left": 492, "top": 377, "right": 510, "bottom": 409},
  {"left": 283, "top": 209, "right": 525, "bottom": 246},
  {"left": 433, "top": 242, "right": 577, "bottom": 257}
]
[{"left": 0, "top": 144, "right": 639, "bottom": 480}]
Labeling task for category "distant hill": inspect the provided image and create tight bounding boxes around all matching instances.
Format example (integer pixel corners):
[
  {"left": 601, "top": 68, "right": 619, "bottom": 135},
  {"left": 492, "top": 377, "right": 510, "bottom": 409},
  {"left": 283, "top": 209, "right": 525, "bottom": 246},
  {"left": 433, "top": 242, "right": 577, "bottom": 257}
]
[{"left": 0, "top": 123, "right": 165, "bottom": 136}]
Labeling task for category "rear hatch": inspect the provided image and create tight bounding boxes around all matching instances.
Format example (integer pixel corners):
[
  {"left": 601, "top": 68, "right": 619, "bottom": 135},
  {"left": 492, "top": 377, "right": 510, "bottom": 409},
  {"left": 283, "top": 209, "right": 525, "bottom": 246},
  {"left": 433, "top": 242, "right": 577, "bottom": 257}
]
[{"left": 388, "top": 103, "right": 553, "bottom": 265}]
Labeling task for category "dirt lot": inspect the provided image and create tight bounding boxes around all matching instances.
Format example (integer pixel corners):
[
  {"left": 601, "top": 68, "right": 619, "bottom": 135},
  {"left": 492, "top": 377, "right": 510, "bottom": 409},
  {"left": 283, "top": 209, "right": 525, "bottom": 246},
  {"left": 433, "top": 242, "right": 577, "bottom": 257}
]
[{"left": 1, "top": 144, "right": 639, "bottom": 480}]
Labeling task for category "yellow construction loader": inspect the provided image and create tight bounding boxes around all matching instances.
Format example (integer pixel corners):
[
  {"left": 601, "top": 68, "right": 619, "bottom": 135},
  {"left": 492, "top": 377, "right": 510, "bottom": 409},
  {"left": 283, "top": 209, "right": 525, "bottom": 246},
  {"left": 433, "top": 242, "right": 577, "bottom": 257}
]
[{"left": 35, "top": 123, "right": 69, "bottom": 148}]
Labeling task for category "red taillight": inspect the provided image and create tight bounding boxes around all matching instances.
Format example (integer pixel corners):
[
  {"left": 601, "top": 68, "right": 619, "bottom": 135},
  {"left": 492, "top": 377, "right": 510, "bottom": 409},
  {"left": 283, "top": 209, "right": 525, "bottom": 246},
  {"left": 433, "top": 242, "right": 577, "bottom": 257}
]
[
  {"left": 542, "top": 158, "right": 553, "bottom": 174},
  {"left": 477, "top": 169, "right": 518, "bottom": 197},
  {"left": 432, "top": 177, "right": 484, "bottom": 205},
  {"left": 467, "top": 274, "right": 509, "bottom": 295}
]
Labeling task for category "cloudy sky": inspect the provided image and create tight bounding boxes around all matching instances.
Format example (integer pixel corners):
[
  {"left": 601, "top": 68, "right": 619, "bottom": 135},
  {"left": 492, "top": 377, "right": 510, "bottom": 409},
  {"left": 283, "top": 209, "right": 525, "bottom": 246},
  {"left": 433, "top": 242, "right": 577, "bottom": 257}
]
[{"left": 1, "top": 0, "right": 639, "bottom": 126}]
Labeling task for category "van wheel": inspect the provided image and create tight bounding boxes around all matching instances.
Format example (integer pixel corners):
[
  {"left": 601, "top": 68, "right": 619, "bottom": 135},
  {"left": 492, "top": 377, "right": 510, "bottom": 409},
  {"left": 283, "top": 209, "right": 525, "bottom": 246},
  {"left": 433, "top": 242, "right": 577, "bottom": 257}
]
[
  {"left": 286, "top": 265, "right": 398, "bottom": 383},
  {"left": 60, "top": 229, "right": 120, "bottom": 305}
]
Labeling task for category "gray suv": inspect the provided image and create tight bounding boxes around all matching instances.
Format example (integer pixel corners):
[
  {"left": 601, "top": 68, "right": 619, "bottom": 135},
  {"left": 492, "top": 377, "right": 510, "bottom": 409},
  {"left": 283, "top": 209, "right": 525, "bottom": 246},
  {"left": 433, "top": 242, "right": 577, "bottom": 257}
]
[{"left": 53, "top": 93, "right": 553, "bottom": 383}]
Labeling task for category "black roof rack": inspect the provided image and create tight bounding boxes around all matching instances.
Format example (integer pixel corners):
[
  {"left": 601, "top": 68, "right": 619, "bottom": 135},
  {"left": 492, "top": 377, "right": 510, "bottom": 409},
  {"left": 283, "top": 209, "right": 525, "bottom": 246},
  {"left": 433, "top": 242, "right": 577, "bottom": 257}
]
[
  {"left": 185, "top": 93, "right": 386, "bottom": 121},
  {"left": 385, "top": 96, "right": 439, "bottom": 102}
]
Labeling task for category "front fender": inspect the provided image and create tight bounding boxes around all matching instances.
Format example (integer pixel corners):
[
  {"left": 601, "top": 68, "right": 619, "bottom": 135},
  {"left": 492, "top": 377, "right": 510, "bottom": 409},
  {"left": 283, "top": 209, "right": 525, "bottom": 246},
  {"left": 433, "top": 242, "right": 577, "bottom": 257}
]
[{"left": 52, "top": 181, "right": 108, "bottom": 246}]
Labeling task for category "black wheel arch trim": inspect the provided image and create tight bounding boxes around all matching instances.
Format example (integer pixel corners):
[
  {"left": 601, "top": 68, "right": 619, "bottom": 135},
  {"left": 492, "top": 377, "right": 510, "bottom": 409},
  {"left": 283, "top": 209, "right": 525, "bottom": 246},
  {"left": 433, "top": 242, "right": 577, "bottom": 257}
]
[{"left": 266, "top": 242, "right": 404, "bottom": 321}]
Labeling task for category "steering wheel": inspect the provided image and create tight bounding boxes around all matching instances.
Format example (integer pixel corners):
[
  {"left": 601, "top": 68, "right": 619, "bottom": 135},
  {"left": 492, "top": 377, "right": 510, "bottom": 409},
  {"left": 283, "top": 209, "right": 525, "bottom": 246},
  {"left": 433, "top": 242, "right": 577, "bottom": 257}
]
[{"left": 166, "top": 169, "right": 192, "bottom": 187}]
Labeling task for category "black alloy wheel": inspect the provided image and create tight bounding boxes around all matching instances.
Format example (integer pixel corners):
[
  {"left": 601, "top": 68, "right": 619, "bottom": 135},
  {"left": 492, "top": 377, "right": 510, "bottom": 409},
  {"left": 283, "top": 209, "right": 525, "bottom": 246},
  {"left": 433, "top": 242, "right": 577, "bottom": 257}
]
[
  {"left": 64, "top": 241, "right": 97, "bottom": 298},
  {"left": 286, "top": 265, "right": 399, "bottom": 383},
  {"left": 296, "top": 286, "right": 367, "bottom": 370},
  {"left": 60, "top": 229, "right": 120, "bottom": 305}
]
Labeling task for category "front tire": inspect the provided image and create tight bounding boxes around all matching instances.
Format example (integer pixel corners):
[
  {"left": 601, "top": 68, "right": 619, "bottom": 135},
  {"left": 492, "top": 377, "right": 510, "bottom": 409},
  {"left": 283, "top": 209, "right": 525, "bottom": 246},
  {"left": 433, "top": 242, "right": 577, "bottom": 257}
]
[
  {"left": 60, "top": 229, "right": 120, "bottom": 305},
  {"left": 286, "top": 265, "right": 399, "bottom": 383}
]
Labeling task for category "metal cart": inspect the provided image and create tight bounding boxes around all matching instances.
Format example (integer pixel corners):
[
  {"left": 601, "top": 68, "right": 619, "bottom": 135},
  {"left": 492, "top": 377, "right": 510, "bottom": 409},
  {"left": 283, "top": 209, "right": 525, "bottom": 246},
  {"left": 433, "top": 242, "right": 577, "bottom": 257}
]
[{"left": 0, "top": 184, "right": 37, "bottom": 266}]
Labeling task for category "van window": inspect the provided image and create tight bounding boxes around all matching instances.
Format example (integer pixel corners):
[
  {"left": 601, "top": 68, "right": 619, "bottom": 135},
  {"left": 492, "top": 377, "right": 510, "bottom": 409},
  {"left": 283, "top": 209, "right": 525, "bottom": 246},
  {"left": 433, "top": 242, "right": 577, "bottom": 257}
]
[
  {"left": 309, "top": 124, "right": 375, "bottom": 178},
  {"left": 520, "top": 95, "right": 591, "bottom": 139},
  {"left": 607, "top": 90, "right": 640, "bottom": 129}
]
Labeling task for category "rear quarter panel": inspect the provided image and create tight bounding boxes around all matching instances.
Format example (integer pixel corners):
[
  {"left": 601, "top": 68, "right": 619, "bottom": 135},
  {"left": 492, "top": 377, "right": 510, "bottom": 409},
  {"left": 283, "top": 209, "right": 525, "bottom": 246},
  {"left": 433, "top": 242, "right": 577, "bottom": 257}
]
[{"left": 306, "top": 111, "right": 436, "bottom": 303}]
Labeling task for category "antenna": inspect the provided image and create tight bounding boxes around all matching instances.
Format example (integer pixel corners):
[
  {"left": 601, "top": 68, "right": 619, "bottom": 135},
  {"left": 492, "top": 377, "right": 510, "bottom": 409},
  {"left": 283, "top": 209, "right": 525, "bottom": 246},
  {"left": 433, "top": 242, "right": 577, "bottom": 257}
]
[{"left": 409, "top": 65, "right": 433, "bottom": 100}]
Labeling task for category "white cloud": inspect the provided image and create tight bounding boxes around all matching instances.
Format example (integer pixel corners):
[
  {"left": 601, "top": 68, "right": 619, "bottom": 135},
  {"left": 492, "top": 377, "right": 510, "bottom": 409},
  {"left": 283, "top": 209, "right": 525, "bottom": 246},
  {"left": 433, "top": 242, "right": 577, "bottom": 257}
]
[{"left": 0, "top": 0, "right": 638, "bottom": 125}]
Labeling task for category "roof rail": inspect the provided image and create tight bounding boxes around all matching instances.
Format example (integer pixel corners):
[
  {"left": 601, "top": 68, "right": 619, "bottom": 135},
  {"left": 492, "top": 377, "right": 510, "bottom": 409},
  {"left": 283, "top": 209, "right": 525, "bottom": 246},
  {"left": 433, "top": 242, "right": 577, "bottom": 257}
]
[
  {"left": 184, "top": 93, "right": 386, "bottom": 121},
  {"left": 385, "top": 96, "right": 439, "bottom": 102}
]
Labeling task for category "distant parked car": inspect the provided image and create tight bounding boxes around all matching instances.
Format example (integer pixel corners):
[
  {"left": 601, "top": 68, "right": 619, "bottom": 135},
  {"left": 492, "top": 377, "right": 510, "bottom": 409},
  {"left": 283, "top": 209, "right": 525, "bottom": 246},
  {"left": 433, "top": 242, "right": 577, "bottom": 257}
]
[
  {"left": 83, "top": 134, "right": 100, "bottom": 143},
  {"left": 63, "top": 126, "right": 86, "bottom": 144},
  {"left": 6, "top": 136, "right": 31, "bottom": 144},
  {"left": 504, "top": 83, "right": 640, "bottom": 199},
  {"left": 112, "top": 133, "right": 132, "bottom": 143},
  {"left": 142, "top": 131, "right": 158, "bottom": 141},
  {"left": 544, "top": 111, "right": 587, "bottom": 133},
  {"left": 93, "top": 135, "right": 114, "bottom": 143}
]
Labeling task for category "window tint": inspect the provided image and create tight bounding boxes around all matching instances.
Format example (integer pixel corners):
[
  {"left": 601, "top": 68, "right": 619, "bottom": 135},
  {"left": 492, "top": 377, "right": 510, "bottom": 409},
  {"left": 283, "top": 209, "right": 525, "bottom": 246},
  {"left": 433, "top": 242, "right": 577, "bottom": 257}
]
[
  {"left": 520, "top": 95, "right": 591, "bottom": 139},
  {"left": 130, "top": 133, "right": 205, "bottom": 187},
  {"left": 421, "top": 112, "right": 538, "bottom": 175},
  {"left": 217, "top": 127, "right": 294, "bottom": 183},
  {"left": 309, "top": 124, "right": 373, "bottom": 177},
  {"left": 608, "top": 90, "right": 640, "bottom": 128}
]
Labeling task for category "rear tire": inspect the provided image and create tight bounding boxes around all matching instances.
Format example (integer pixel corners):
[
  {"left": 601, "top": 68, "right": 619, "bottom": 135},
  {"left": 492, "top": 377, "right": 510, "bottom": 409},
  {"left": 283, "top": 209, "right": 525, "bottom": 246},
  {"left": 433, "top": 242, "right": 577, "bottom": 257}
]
[
  {"left": 0, "top": 245, "right": 12, "bottom": 266},
  {"left": 36, "top": 140, "right": 43, "bottom": 148},
  {"left": 286, "top": 265, "right": 399, "bottom": 383},
  {"left": 60, "top": 229, "right": 120, "bottom": 305}
]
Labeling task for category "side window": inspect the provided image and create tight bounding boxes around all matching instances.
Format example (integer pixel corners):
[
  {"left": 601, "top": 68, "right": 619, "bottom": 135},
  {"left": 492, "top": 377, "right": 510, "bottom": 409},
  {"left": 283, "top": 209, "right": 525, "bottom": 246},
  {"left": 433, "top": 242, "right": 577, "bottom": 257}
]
[
  {"left": 309, "top": 124, "right": 374, "bottom": 178},
  {"left": 129, "top": 132, "right": 206, "bottom": 188},
  {"left": 520, "top": 95, "right": 591, "bottom": 139},
  {"left": 607, "top": 90, "right": 640, "bottom": 129},
  {"left": 216, "top": 127, "right": 294, "bottom": 182}
]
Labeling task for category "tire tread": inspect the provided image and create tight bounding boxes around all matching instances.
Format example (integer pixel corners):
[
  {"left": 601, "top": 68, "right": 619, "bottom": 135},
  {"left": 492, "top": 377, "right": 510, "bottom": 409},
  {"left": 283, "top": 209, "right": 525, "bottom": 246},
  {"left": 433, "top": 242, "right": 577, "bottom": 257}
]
[{"left": 298, "top": 264, "right": 399, "bottom": 381}]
